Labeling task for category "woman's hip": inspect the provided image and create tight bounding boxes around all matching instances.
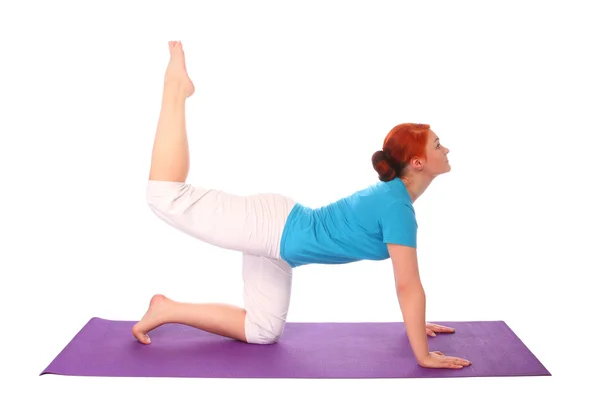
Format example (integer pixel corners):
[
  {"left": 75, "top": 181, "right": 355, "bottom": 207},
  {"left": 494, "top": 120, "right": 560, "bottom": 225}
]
[{"left": 146, "top": 180, "right": 296, "bottom": 259}]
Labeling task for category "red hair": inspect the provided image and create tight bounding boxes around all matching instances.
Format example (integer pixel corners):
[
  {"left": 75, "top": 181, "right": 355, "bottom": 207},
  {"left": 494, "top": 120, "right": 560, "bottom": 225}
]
[{"left": 371, "top": 123, "right": 430, "bottom": 181}]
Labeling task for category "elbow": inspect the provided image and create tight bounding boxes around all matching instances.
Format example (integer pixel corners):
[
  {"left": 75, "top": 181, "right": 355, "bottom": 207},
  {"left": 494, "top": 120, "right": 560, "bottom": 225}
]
[{"left": 395, "top": 279, "right": 424, "bottom": 294}]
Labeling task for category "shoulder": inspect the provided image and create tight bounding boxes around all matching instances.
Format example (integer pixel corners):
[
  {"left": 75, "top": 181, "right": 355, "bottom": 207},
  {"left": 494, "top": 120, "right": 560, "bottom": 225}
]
[{"left": 380, "top": 201, "right": 416, "bottom": 221}]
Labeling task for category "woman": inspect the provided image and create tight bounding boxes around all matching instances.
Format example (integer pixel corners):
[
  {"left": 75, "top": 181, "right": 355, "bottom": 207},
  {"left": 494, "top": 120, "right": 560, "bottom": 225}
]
[{"left": 133, "top": 41, "right": 472, "bottom": 370}]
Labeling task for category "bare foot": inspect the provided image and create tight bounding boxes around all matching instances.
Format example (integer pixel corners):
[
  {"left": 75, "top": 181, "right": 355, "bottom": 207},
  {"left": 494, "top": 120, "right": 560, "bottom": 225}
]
[
  {"left": 165, "top": 40, "right": 195, "bottom": 98},
  {"left": 132, "top": 294, "right": 172, "bottom": 344}
]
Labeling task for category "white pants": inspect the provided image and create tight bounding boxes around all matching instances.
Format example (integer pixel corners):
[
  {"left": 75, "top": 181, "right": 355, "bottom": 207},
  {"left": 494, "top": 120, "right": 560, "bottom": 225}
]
[{"left": 145, "top": 180, "right": 297, "bottom": 344}]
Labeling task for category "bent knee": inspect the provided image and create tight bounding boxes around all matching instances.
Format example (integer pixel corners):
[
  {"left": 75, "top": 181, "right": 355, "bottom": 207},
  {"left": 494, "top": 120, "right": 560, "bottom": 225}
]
[
  {"left": 245, "top": 314, "right": 285, "bottom": 345},
  {"left": 249, "top": 332, "right": 281, "bottom": 345},
  {"left": 146, "top": 180, "right": 188, "bottom": 211}
]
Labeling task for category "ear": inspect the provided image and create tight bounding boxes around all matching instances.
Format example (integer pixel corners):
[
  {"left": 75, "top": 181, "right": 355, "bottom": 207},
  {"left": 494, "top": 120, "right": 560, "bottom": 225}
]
[{"left": 410, "top": 156, "right": 424, "bottom": 170}]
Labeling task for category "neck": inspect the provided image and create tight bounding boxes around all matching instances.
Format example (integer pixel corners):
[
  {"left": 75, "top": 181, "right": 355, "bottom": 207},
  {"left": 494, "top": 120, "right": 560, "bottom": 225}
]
[{"left": 400, "top": 174, "right": 434, "bottom": 203}]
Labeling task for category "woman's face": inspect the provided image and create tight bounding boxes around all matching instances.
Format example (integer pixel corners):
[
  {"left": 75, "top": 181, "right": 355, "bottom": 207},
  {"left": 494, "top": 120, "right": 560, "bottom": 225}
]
[{"left": 423, "top": 129, "right": 451, "bottom": 175}]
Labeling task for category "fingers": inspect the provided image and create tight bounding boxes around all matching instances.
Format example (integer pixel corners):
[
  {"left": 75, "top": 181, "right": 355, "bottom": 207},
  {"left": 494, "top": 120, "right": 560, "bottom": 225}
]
[
  {"left": 426, "top": 329, "right": 436, "bottom": 337},
  {"left": 438, "top": 353, "right": 470, "bottom": 367},
  {"left": 433, "top": 351, "right": 469, "bottom": 365},
  {"left": 427, "top": 323, "right": 455, "bottom": 333},
  {"left": 438, "top": 353, "right": 470, "bottom": 365},
  {"left": 444, "top": 359, "right": 470, "bottom": 369},
  {"left": 427, "top": 351, "right": 471, "bottom": 369},
  {"left": 449, "top": 357, "right": 471, "bottom": 366}
]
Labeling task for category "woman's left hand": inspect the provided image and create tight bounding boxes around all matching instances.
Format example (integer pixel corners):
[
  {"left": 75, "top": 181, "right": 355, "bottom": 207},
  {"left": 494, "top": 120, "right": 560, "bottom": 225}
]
[{"left": 426, "top": 323, "right": 455, "bottom": 337}]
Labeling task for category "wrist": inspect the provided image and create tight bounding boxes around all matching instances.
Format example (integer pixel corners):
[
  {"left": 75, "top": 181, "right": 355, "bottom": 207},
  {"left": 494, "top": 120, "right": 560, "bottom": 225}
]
[{"left": 416, "top": 351, "right": 429, "bottom": 364}]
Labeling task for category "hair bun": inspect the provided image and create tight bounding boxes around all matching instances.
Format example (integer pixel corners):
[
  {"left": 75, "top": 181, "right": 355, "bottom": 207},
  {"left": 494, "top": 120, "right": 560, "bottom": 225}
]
[
  {"left": 371, "top": 149, "right": 396, "bottom": 182},
  {"left": 382, "top": 148, "right": 393, "bottom": 161}
]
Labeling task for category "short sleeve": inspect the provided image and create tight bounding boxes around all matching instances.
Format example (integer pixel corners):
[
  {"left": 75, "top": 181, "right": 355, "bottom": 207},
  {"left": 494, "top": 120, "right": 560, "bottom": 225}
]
[{"left": 380, "top": 203, "right": 418, "bottom": 248}]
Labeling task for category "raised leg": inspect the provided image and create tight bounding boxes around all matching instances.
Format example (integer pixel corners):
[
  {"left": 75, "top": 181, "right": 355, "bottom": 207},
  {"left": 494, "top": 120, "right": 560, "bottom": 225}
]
[{"left": 149, "top": 41, "right": 195, "bottom": 182}]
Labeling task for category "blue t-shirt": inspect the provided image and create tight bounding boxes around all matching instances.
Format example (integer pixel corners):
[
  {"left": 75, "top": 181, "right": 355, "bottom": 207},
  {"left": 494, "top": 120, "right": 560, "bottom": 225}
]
[{"left": 279, "top": 177, "right": 417, "bottom": 268}]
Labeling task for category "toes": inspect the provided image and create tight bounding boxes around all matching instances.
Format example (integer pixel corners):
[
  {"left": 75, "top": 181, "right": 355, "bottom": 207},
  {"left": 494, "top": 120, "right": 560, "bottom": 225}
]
[
  {"left": 137, "top": 332, "right": 151, "bottom": 344},
  {"left": 132, "top": 325, "right": 151, "bottom": 344}
]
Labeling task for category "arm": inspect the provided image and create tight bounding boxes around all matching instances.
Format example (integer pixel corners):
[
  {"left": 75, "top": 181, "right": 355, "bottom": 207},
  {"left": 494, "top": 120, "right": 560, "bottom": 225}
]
[{"left": 387, "top": 243, "right": 429, "bottom": 364}]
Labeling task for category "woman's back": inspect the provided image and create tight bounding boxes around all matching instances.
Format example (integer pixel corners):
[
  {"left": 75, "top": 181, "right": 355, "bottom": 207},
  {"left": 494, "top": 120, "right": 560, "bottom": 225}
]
[{"left": 279, "top": 177, "right": 418, "bottom": 268}]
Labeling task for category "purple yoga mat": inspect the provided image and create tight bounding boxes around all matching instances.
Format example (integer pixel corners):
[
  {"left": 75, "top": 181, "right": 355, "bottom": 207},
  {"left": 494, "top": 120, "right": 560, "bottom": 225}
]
[{"left": 41, "top": 318, "right": 550, "bottom": 379}]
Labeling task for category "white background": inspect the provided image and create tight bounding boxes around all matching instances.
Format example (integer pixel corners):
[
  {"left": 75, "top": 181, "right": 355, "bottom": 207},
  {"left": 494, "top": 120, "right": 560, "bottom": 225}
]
[{"left": 1, "top": 0, "right": 599, "bottom": 412}]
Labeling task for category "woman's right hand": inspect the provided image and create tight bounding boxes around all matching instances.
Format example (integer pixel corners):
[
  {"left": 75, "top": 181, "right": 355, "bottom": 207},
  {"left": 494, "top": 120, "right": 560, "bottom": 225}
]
[{"left": 418, "top": 351, "right": 472, "bottom": 369}]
